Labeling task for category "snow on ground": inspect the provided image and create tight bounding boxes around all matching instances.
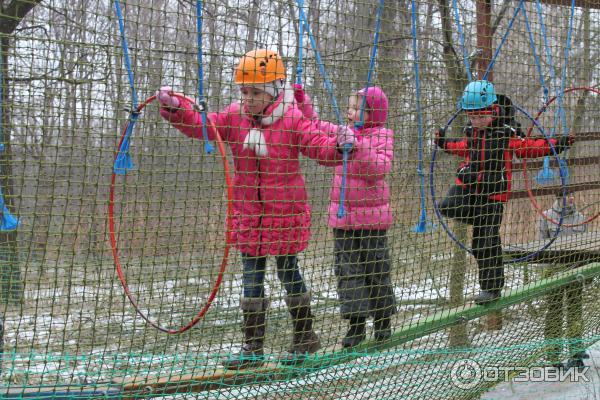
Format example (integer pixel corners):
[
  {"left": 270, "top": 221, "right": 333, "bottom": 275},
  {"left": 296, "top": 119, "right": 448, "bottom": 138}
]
[
  {"left": 1, "top": 253, "right": 597, "bottom": 399},
  {"left": 481, "top": 341, "right": 600, "bottom": 400}
]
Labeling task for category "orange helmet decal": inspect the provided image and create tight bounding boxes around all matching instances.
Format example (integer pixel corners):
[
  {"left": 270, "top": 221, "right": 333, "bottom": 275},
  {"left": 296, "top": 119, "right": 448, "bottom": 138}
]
[{"left": 234, "top": 49, "right": 286, "bottom": 84}]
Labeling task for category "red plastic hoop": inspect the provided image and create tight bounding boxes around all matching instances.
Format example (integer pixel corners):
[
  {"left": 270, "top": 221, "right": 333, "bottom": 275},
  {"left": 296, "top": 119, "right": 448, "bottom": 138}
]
[
  {"left": 521, "top": 86, "right": 600, "bottom": 228},
  {"left": 108, "top": 94, "right": 234, "bottom": 334}
]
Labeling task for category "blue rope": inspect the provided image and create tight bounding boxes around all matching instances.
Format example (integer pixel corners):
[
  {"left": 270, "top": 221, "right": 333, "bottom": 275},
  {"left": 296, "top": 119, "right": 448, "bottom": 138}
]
[
  {"left": 536, "top": 0, "right": 573, "bottom": 137},
  {"left": 340, "top": 0, "right": 385, "bottom": 220},
  {"left": 452, "top": 0, "right": 524, "bottom": 82},
  {"left": 532, "top": 0, "right": 559, "bottom": 184},
  {"left": 535, "top": 0, "right": 557, "bottom": 103},
  {"left": 296, "top": 5, "right": 344, "bottom": 124},
  {"left": 113, "top": 0, "right": 137, "bottom": 174},
  {"left": 295, "top": 0, "right": 384, "bottom": 218},
  {"left": 296, "top": 0, "right": 304, "bottom": 85},
  {"left": 452, "top": 0, "right": 472, "bottom": 79},
  {"left": 356, "top": 0, "right": 384, "bottom": 130},
  {"left": 481, "top": 0, "right": 524, "bottom": 81},
  {"left": 522, "top": 4, "right": 557, "bottom": 184},
  {"left": 557, "top": 0, "right": 575, "bottom": 139},
  {"left": 521, "top": 4, "right": 548, "bottom": 102},
  {"left": 552, "top": 0, "right": 576, "bottom": 185},
  {"left": 296, "top": 1, "right": 348, "bottom": 218},
  {"left": 430, "top": 104, "right": 567, "bottom": 263},
  {"left": 0, "top": 52, "right": 19, "bottom": 231},
  {"left": 530, "top": 0, "right": 575, "bottom": 184},
  {"left": 196, "top": 0, "right": 214, "bottom": 154},
  {"left": 411, "top": 0, "right": 434, "bottom": 233}
]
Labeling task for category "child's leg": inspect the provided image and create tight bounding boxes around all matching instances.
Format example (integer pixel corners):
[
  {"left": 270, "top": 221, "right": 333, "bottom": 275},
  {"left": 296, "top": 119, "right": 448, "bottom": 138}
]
[
  {"left": 333, "top": 229, "right": 370, "bottom": 319},
  {"left": 242, "top": 254, "right": 268, "bottom": 298},
  {"left": 438, "top": 185, "right": 477, "bottom": 225},
  {"left": 223, "top": 296, "right": 269, "bottom": 369},
  {"left": 276, "top": 255, "right": 320, "bottom": 360},
  {"left": 472, "top": 201, "right": 504, "bottom": 301},
  {"left": 362, "top": 230, "right": 396, "bottom": 341},
  {"left": 223, "top": 254, "right": 270, "bottom": 369},
  {"left": 334, "top": 229, "right": 369, "bottom": 347},
  {"left": 275, "top": 255, "right": 308, "bottom": 296}
]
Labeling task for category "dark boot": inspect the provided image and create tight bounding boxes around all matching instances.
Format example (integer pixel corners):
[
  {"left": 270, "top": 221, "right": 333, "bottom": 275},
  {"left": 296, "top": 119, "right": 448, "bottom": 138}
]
[
  {"left": 280, "top": 293, "right": 321, "bottom": 364},
  {"left": 474, "top": 290, "right": 501, "bottom": 305},
  {"left": 373, "top": 315, "right": 392, "bottom": 342},
  {"left": 223, "top": 298, "right": 269, "bottom": 370},
  {"left": 563, "top": 351, "right": 589, "bottom": 370},
  {"left": 342, "top": 316, "right": 367, "bottom": 348}
]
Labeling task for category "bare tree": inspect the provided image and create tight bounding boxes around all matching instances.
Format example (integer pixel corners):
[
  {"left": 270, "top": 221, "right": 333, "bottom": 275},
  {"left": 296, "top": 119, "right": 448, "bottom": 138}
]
[{"left": 0, "top": 0, "right": 43, "bottom": 303}]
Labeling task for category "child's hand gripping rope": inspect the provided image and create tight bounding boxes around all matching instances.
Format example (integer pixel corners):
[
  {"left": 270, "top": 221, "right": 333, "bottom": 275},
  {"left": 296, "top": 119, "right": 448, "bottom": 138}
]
[
  {"left": 336, "top": 125, "right": 356, "bottom": 149},
  {"left": 293, "top": 83, "right": 318, "bottom": 120},
  {"left": 336, "top": 125, "right": 356, "bottom": 218}
]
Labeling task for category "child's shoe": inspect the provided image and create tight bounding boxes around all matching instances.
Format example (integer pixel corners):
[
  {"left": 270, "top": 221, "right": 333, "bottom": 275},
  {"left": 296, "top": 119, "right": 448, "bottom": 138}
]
[
  {"left": 373, "top": 316, "right": 392, "bottom": 342},
  {"left": 342, "top": 317, "right": 366, "bottom": 348},
  {"left": 474, "top": 290, "right": 501, "bottom": 305},
  {"left": 563, "top": 351, "right": 589, "bottom": 370}
]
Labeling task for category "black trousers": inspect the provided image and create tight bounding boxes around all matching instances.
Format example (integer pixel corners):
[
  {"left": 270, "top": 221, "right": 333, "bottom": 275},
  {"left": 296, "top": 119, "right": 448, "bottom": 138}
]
[
  {"left": 333, "top": 229, "right": 397, "bottom": 319},
  {"left": 439, "top": 185, "right": 505, "bottom": 292}
]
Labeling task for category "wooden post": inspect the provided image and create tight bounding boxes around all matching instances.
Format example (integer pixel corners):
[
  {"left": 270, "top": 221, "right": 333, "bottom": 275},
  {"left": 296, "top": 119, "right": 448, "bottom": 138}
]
[
  {"left": 449, "top": 223, "right": 470, "bottom": 347},
  {"left": 0, "top": 37, "right": 22, "bottom": 305}
]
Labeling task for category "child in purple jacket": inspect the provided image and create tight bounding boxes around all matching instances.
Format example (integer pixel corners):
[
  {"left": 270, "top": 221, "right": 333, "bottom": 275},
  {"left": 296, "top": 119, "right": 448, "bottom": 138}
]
[{"left": 295, "top": 85, "right": 396, "bottom": 347}]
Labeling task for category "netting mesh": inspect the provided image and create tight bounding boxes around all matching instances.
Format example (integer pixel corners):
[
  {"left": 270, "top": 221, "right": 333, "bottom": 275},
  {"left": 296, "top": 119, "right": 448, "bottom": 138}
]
[{"left": 1, "top": 0, "right": 600, "bottom": 398}]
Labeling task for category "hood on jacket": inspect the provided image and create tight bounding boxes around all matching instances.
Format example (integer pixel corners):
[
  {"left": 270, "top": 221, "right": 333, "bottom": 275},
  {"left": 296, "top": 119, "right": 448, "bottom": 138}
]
[
  {"left": 490, "top": 93, "right": 517, "bottom": 129},
  {"left": 357, "top": 86, "right": 388, "bottom": 127}
]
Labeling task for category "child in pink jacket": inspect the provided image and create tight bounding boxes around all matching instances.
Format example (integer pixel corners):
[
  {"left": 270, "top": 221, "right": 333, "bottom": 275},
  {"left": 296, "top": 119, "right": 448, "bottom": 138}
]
[
  {"left": 157, "top": 49, "right": 355, "bottom": 368},
  {"left": 295, "top": 85, "right": 396, "bottom": 348}
]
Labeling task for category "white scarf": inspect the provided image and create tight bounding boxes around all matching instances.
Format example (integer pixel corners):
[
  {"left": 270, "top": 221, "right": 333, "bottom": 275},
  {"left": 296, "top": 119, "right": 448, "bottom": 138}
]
[{"left": 242, "top": 84, "right": 294, "bottom": 157}]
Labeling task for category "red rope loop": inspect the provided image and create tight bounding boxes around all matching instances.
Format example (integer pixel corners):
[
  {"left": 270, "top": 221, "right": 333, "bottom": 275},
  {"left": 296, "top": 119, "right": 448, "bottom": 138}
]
[
  {"left": 108, "top": 94, "right": 234, "bottom": 334},
  {"left": 521, "top": 86, "right": 600, "bottom": 228}
]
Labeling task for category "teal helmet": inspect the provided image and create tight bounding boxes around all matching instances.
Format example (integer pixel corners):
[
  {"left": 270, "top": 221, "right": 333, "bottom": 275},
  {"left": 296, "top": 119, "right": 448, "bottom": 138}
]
[{"left": 460, "top": 80, "right": 498, "bottom": 110}]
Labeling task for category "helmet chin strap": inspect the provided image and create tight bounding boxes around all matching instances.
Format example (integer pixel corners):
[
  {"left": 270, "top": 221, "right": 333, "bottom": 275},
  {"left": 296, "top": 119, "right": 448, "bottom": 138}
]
[{"left": 260, "top": 80, "right": 285, "bottom": 116}]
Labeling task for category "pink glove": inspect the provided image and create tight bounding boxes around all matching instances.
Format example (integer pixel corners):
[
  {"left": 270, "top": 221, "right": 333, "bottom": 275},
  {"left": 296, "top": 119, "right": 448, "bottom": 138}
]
[
  {"left": 337, "top": 125, "right": 356, "bottom": 149},
  {"left": 156, "top": 86, "right": 181, "bottom": 120},
  {"left": 293, "top": 83, "right": 319, "bottom": 119},
  {"left": 293, "top": 83, "right": 305, "bottom": 103},
  {"left": 293, "top": 83, "right": 318, "bottom": 119}
]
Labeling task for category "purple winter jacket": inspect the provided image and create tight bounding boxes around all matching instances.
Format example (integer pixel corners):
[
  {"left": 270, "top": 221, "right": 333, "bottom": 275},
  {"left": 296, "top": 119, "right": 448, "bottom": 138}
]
[{"left": 328, "top": 86, "right": 394, "bottom": 230}]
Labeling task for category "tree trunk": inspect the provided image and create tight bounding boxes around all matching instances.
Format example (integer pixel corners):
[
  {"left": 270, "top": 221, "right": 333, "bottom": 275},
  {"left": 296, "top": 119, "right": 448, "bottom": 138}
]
[
  {"left": 0, "top": 36, "right": 22, "bottom": 304},
  {"left": 0, "top": 0, "right": 44, "bottom": 305},
  {"left": 245, "top": 0, "right": 260, "bottom": 53}
]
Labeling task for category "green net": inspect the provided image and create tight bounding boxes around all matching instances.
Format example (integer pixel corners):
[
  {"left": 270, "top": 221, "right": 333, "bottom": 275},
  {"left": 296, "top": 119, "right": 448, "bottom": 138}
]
[{"left": 1, "top": 0, "right": 600, "bottom": 398}]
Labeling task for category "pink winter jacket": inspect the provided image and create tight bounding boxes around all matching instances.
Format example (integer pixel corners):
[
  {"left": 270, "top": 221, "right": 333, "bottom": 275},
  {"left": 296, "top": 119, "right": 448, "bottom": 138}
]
[
  {"left": 161, "top": 85, "right": 343, "bottom": 256},
  {"left": 327, "top": 86, "right": 394, "bottom": 230}
]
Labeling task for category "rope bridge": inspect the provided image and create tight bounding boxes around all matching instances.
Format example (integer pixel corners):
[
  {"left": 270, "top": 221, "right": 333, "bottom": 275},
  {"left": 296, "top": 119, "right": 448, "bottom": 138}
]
[{"left": 1, "top": 0, "right": 600, "bottom": 398}]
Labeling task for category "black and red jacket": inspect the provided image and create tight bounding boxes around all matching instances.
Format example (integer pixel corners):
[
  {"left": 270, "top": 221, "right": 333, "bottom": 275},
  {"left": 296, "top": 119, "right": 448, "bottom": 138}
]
[{"left": 438, "top": 126, "right": 566, "bottom": 202}]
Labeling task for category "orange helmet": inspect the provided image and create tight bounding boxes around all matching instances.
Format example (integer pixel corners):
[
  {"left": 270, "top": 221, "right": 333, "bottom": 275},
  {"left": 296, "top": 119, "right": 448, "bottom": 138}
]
[{"left": 234, "top": 49, "right": 286, "bottom": 84}]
